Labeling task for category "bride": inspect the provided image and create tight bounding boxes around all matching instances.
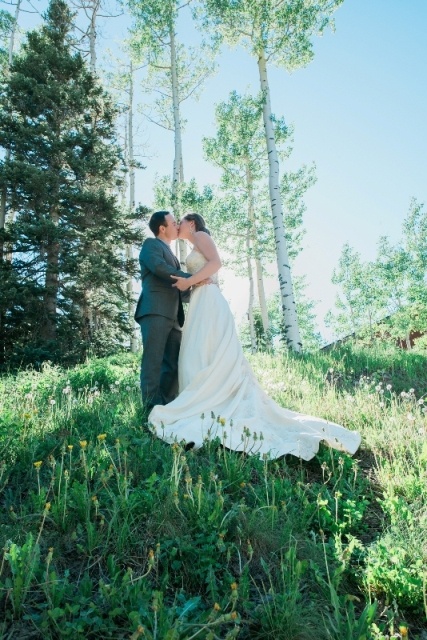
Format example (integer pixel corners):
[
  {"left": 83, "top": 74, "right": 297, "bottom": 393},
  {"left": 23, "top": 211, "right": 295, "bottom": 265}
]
[{"left": 148, "top": 213, "right": 361, "bottom": 461}]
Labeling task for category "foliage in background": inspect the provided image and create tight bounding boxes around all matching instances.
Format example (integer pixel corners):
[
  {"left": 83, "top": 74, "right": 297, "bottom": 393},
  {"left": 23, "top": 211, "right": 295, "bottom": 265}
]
[
  {"left": 326, "top": 199, "right": 427, "bottom": 347},
  {"left": 0, "top": 0, "right": 143, "bottom": 370},
  {"left": 0, "top": 8, "right": 14, "bottom": 69}
]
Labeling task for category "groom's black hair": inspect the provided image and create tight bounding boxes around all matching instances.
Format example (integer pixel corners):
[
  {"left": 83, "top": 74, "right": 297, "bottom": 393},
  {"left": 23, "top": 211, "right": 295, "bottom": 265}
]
[{"left": 149, "top": 211, "right": 170, "bottom": 236}]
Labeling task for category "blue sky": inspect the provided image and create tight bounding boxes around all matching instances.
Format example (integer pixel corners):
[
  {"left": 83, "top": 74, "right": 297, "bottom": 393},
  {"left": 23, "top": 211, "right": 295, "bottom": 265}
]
[
  {"left": 10, "top": 0, "right": 427, "bottom": 340},
  {"left": 129, "top": 0, "right": 427, "bottom": 339}
]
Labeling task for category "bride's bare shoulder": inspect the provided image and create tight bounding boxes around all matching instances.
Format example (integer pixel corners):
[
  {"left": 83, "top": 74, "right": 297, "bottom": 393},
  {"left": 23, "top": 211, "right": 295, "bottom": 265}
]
[
  {"left": 193, "top": 231, "right": 216, "bottom": 248},
  {"left": 193, "top": 231, "right": 221, "bottom": 264}
]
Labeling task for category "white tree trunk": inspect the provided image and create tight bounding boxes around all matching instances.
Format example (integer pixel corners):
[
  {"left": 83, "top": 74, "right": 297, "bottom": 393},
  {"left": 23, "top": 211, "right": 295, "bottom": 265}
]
[
  {"left": 246, "top": 229, "right": 257, "bottom": 353},
  {"left": 128, "top": 62, "right": 135, "bottom": 212},
  {"left": 127, "top": 61, "right": 138, "bottom": 352},
  {"left": 8, "top": 0, "right": 21, "bottom": 65},
  {"left": 0, "top": 0, "right": 22, "bottom": 259},
  {"left": 170, "top": 25, "right": 187, "bottom": 267},
  {"left": 245, "top": 159, "right": 270, "bottom": 342},
  {"left": 257, "top": 49, "right": 301, "bottom": 352},
  {"left": 255, "top": 257, "right": 269, "bottom": 336},
  {"left": 88, "top": 0, "right": 100, "bottom": 73}
]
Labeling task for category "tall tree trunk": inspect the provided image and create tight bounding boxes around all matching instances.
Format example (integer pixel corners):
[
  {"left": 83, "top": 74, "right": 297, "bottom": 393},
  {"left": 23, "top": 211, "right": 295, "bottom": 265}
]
[
  {"left": 79, "top": 2, "right": 101, "bottom": 347},
  {"left": 170, "top": 25, "right": 186, "bottom": 267},
  {"left": 127, "top": 61, "right": 138, "bottom": 353},
  {"left": 42, "top": 207, "right": 60, "bottom": 342},
  {"left": 246, "top": 228, "right": 257, "bottom": 354},
  {"left": 257, "top": 49, "right": 301, "bottom": 352},
  {"left": 88, "top": 0, "right": 100, "bottom": 73},
  {"left": 0, "top": 0, "right": 22, "bottom": 261},
  {"left": 245, "top": 159, "right": 270, "bottom": 345}
]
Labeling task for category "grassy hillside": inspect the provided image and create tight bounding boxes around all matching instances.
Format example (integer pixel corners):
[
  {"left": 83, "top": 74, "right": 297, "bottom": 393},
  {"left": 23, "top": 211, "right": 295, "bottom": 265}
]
[{"left": 0, "top": 344, "right": 426, "bottom": 639}]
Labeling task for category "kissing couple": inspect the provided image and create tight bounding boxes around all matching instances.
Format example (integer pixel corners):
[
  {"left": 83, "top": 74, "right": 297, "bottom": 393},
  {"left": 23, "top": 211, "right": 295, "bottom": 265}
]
[{"left": 134, "top": 211, "right": 360, "bottom": 461}]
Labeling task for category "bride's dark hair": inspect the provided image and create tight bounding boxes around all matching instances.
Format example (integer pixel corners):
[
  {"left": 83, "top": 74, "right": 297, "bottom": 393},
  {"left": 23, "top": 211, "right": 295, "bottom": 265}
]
[{"left": 183, "top": 213, "right": 211, "bottom": 236}]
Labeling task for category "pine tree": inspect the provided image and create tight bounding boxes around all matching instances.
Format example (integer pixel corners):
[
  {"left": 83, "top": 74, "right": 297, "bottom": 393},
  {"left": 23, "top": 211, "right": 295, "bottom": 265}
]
[{"left": 0, "top": 0, "right": 141, "bottom": 367}]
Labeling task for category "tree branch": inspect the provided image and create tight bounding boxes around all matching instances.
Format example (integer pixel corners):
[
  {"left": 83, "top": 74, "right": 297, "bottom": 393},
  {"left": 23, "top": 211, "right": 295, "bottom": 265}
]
[{"left": 140, "top": 110, "right": 173, "bottom": 132}]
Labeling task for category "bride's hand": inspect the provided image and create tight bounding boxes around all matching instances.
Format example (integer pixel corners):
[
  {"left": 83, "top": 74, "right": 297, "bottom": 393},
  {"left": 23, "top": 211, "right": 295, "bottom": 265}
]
[{"left": 171, "top": 275, "right": 191, "bottom": 291}]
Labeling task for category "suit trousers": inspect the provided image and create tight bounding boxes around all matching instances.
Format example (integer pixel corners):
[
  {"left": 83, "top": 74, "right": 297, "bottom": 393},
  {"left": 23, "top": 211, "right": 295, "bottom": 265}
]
[{"left": 139, "top": 314, "right": 182, "bottom": 409}]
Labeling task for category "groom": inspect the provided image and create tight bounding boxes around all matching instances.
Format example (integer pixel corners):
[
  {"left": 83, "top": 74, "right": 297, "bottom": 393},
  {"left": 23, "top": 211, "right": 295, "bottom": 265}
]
[{"left": 135, "top": 211, "right": 191, "bottom": 415}]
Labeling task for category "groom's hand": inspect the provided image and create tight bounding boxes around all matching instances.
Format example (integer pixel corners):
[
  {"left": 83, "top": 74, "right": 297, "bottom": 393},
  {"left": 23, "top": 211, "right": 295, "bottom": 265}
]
[
  {"left": 171, "top": 275, "right": 191, "bottom": 291},
  {"left": 171, "top": 275, "right": 213, "bottom": 291}
]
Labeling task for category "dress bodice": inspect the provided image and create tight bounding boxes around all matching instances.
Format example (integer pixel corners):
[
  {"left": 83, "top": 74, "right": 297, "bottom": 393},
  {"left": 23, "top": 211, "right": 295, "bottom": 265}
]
[{"left": 186, "top": 249, "right": 219, "bottom": 285}]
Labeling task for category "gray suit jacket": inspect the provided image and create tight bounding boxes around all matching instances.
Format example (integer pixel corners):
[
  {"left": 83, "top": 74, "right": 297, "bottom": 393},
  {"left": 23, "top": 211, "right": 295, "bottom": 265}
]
[{"left": 134, "top": 237, "right": 190, "bottom": 326}]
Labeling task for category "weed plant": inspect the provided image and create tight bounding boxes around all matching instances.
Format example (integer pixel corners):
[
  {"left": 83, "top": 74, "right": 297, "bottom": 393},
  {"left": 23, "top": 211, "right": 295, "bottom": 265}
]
[{"left": 0, "top": 345, "right": 426, "bottom": 639}]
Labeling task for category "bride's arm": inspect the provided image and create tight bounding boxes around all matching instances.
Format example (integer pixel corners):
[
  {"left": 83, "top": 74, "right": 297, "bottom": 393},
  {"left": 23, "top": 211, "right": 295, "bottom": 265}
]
[{"left": 171, "top": 231, "right": 221, "bottom": 291}]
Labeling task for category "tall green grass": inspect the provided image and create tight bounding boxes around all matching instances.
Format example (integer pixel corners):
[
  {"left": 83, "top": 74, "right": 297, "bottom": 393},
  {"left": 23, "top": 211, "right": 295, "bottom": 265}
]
[{"left": 0, "top": 344, "right": 426, "bottom": 639}]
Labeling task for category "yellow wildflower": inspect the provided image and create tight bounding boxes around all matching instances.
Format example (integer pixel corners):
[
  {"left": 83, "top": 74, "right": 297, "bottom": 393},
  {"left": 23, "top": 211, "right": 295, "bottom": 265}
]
[
  {"left": 34, "top": 461, "right": 43, "bottom": 469},
  {"left": 79, "top": 440, "right": 87, "bottom": 449},
  {"left": 97, "top": 433, "right": 107, "bottom": 442}
]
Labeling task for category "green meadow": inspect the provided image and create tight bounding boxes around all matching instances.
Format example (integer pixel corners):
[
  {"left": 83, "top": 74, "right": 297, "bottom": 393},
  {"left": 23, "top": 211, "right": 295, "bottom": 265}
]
[{"left": 0, "top": 344, "right": 426, "bottom": 639}]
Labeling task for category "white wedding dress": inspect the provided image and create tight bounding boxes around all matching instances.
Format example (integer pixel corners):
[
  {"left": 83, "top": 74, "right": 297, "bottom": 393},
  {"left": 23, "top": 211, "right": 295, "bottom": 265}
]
[{"left": 148, "top": 250, "right": 361, "bottom": 460}]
